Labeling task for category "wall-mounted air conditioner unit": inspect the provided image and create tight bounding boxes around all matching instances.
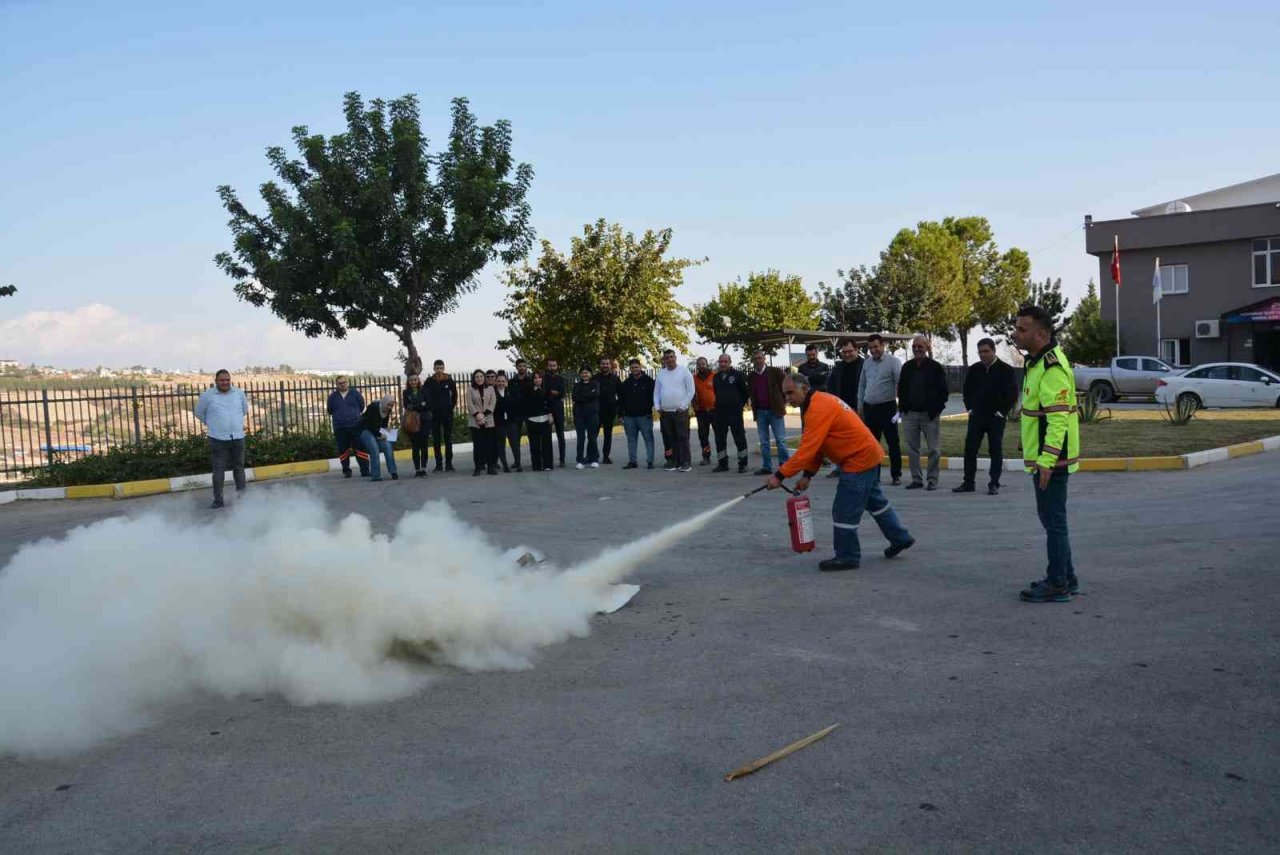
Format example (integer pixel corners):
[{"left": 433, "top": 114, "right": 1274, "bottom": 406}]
[{"left": 1195, "top": 320, "right": 1220, "bottom": 339}]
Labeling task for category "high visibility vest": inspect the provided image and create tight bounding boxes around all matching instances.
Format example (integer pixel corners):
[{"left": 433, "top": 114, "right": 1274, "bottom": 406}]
[{"left": 1020, "top": 343, "right": 1081, "bottom": 473}]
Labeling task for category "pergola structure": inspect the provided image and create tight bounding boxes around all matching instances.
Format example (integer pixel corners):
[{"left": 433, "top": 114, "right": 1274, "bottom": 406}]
[{"left": 733, "top": 329, "right": 915, "bottom": 364}]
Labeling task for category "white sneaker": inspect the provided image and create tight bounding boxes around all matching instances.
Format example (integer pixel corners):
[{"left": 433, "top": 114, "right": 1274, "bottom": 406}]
[
  {"left": 575, "top": 463, "right": 585, "bottom": 470},
  {"left": 590, "top": 462, "right": 599, "bottom": 468}
]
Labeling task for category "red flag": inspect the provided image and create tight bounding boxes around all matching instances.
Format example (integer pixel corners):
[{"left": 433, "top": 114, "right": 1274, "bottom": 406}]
[{"left": 1110, "top": 235, "right": 1121, "bottom": 287}]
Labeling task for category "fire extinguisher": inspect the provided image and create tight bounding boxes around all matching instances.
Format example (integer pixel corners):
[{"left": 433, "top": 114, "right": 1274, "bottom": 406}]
[{"left": 782, "top": 486, "right": 816, "bottom": 553}]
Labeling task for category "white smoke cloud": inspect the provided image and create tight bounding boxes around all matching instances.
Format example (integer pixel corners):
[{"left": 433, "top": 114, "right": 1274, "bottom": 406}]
[{"left": 0, "top": 489, "right": 737, "bottom": 758}]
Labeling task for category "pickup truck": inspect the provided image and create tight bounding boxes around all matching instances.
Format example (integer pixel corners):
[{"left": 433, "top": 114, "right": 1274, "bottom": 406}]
[{"left": 1074, "top": 356, "right": 1182, "bottom": 402}]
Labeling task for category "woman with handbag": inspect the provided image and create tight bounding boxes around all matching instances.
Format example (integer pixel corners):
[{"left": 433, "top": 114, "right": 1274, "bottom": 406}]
[
  {"left": 401, "top": 374, "right": 432, "bottom": 478},
  {"left": 467, "top": 369, "right": 498, "bottom": 477}
]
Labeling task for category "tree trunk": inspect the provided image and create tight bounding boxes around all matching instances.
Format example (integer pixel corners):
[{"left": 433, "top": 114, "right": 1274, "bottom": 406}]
[
  {"left": 402, "top": 334, "right": 422, "bottom": 378},
  {"left": 958, "top": 328, "right": 969, "bottom": 366}
]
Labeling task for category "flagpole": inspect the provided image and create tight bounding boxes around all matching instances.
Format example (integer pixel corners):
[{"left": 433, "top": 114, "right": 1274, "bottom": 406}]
[
  {"left": 1154, "top": 256, "right": 1162, "bottom": 356},
  {"left": 1113, "top": 235, "right": 1121, "bottom": 356}
]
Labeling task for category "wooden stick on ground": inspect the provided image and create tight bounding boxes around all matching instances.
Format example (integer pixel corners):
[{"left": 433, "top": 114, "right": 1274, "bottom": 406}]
[{"left": 723, "top": 724, "right": 840, "bottom": 782}]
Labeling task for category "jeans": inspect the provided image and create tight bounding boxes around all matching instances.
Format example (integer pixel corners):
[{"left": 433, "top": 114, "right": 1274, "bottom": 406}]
[
  {"left": 361, "top": 431, "right": 397, "bottom": 479},
  {"left": 902, "top": 410, "right": 941, "bottom": 486},
  {"left": 862, "top": 401, "right": 901, "bottom": 480},
  {"left": 962, "top": 414, "right": 1006, "bottom": 487},
  {"left": 209, "top": 438, "right": 246, "bottom": 503},
  {"left": 623, "top": 414, "right": 655, "bottom": 465},
  {"left": 333, "top": 424, "right": 369, "bottom": 474},
  {"left": 754, "top": 408, "right": 789, "bottom": 470},
  {"left": 575, "top": 408, "right": 600, "bottom": 464},
  {"left": 832, "top": 468, "right": 912, "bottom": 564},
  {"left": 659, "top": 410, "right": 691, "bottom": 468},
  {"left": 1033, "top": 470, "right": 1076, "bottom": 586},
  {"left": 713, "top": 407, "right": 748, "bottom": 466}
]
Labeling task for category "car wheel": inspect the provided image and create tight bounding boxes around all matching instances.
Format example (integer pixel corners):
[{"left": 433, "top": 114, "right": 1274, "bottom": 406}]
[
  {"left": 1177, "top": 392, "right": 1201, "bottom": 412},
  {"left": 1090, "top": 382, "right": 1115, "bottom": 404}
]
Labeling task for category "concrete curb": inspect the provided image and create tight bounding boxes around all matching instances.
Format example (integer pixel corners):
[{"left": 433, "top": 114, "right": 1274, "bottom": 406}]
[{"left": 4, "top": 432, "right": 1279, "bottom": 505}]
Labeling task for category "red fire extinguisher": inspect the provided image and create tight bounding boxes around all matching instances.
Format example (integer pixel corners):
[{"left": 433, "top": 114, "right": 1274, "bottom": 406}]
[{"left": 783, "top": 486, "right": 816, "bottom": 553}]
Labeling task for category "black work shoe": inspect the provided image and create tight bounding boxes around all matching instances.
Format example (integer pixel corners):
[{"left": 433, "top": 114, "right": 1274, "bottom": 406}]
[
  {"left": 1020, "top": 581, "right": 1072, "bottom": 603},
  {"left": 343, "top": 469, "right": 352, "bottom": 479},
  {"left": 445, "top": 463, "right": 455, "bottom": 472},
  {"left": 647, "top": 462, "right": 655, "bottom": 469},
  {"left": 434, "top": 462, "right": 444, "bottom": 472},
  {"left": 952, "top": 483, "right": 975, "bottom": 493},
  {"left": 473, "top": 469, "right": 482, "bottom": 477},
  {"left": 827, "top": 469, "right": 840, "bottom": 478},
  {"left": 712, "top": 462, "right": 729, "bottom": 472},
  {"left": 753, "top": 467, "right": 772, "bottom": 476},
  {"left": 926, "top": 483, "right": 938, "bottom": 491},
  {"left": 891, "top": 477, "right": 902, "bottom": 486},
  {"left": 738, "top": 461, "right": 748, "bottom": 473},
  {"left": 701, "top": 457, "right": 711, "bottom": 466},
  {"left": 884, "top": 537, "right": 915, "bottom": 559},
  {"left": 819, "top": 558, "right": 860, "bottom": 572},
  {"left": 602, "top": 457, "right": 613, "bottom": 465},
  {"left": 1026, "top": 576, "right": 1079, "bottom": 595},
  {"left": 988, "top": 484, "right": 1000, "bottom": 495},
  {"left": 559, "top": 461, "right": 566, "bottom": 469},
  {"left": 390, "top": 472, "right": 399, "bottom": 480},
  {"left": 513, "top": 466, "right": 522, "bottom": 473},
  {"left": 210, "top": 500, "right": 224, "bottom": 509},
  {"left": 623, "top": 461, "right": 638, "bottom": 469},
  {"left": 904, "top": 482, "right": 924, "bottom": 490}
]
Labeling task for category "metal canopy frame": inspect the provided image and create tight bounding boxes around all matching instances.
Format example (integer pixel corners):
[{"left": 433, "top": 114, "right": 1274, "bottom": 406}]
[{"left": 730, "top": 329, "right": 916, "bottom": 366}]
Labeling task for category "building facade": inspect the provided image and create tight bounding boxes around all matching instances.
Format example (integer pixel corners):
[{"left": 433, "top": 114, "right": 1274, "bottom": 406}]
[{"left": 1084, "top": 174, "right": 1280, "bottom": 372}]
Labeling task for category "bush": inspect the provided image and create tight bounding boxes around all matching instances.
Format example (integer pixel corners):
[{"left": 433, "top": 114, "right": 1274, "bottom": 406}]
[{"left": 22, "top": 430, "right": 338, "bottom": 487}]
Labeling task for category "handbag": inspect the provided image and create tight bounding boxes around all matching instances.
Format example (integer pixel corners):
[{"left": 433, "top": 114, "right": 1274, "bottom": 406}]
[{"left": 401, "top": 410, "right": 421, "bottom": 434}]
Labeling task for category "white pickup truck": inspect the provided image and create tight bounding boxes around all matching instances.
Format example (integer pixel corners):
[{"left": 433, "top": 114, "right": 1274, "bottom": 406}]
[{"left": 1073, "top": 356, "right": 1182, "bottom": 402}]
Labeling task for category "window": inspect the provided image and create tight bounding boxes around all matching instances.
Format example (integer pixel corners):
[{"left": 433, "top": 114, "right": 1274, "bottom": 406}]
[
  {"left": 1236, "top": 366, "right": 1270, "bottom": 383},
  {"left": 1158, "top": 340, "right": 1191, "bottom": 367},
  {"left": 1159, "top": 264, "right": 1189, "bottom": 295},
  {"left": 1115, "top": 357, "right": 1140, "bottom": 370},
  {"left": 1186, "top": 365, "right": 1231, "bottom": 380},
  {"left": 1254, "top": 237, "right": 1280, "bottom": 287}
]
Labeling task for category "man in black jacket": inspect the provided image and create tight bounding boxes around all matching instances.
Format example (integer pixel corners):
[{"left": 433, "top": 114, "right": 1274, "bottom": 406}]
[
  {"left": 618, "top": 359, "right": 656, "bottom": 469},
  {"left": 594, "top": 357, "right": 621, "bottom": 464},
  {"left": 424, "top": 359, "right": 458, "bottom": 472},
  {"left": 711, "top": 353, "right": 750, "bottom": 472},
  {"left": 544, "top": 358, "right": 568, "bottom": 468},
  {"left": 825, "top": 340, "right": 864, "bottom": 477},
  {"left": 505, "top": 358, "right": 534, "bottom": 472},
  {"left": 955, "top": 338, "right": 1018, "bottom": 495},
  {"left": 897, "top": 335, "right": 949, "bottom": 490},
  {"left": 796, "top": 344, "right": 830, "bottom": 391}
]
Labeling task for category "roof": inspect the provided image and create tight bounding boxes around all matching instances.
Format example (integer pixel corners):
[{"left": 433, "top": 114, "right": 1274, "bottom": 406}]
[
  {"left": 1132, "top": 173, "right": 1280, "bottom": 217},
  {"left": 732, "top": 328, "right": 915, "bottom": 347}
]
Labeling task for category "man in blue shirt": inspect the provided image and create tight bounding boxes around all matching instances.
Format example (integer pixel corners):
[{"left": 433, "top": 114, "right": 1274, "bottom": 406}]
[{"left": 194, "top": 369, "right": 250, "bottom": 509}]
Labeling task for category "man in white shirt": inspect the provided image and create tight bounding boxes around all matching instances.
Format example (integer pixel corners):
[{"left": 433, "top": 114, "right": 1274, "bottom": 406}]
[
  {"left": 194, "top": 369, "right": 250, "bottom": 509},
  {"left": 653, "top": 349, "right": 695, "bottom": 472}
]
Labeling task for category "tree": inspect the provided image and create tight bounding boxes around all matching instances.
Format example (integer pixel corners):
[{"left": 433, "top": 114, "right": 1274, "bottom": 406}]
[
  {"left": 216, "top": 92, "right": 534, "bottom": 377},
  {"left": 990, "top": 276, "right": 1070, "bottom": 343},
  {"left": 815, "top": 264, "right": 918, "bottom": 336},
  {"left": 938, "top": 216, "right": 1033, "bottom": 363},
  {"left": 496, "top": 219, "right": 700, "bottom": 368},
  {"left": 874, "top": 223, "right": 967, "bottom": 340},
  {"left": 0, "top": 285, "right": 15, "bottom": 298},
  {"left": 1060, "top": 280, "right": 1115, "bottom": 366},
  {"left": 694, "top": 269, "right": 819, "bottom": 353}
]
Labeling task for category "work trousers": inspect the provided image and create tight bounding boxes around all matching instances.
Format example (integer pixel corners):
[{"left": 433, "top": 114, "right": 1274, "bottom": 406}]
[
  {"left": 902, "top": 410, "right": 941, "bottom": 487},
  {"left": 430, "top": 413, "right": 454, "bottom": 466},
  {"left": 832, "top": 468, "right": 912, "bottom": 564},
  {"left": 1033, "top": 470, "right": 1077, "bottom": 586},
  {"left": 713, "top": 407, "right": 748, "bottom": 467},
  {"left": 962, "top": 414, "right": 1006, "bottom": 487},
  {"left": 209, "top": 438, "right": 246, "bottom": 503},
  {"left": 623, "top": 415, "right": 655, "bottom": 465},
  {"left": 861, "top": 401, "right": 901, "bottom": 481},
  {"left": 695, "top": 409, "right": 713, "bottom": 462},
  {"left": 659, "top": 410, "right": 691, "bottom": 468},
  {"left": 333, "top": 424, "right": 369, "bottom": 475}
]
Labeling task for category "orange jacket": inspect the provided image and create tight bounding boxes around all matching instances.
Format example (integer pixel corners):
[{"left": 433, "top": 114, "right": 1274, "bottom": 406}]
[
  {"left": 779, "top": 391, "right": 882, "bottom": 478},
  {"left": 693, "top": 371, "right": 716, "bottom": 411}
]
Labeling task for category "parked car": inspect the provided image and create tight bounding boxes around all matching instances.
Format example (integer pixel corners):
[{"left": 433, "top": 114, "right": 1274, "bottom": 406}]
[
  {"left": 1155, "top": 363, "right": 1280, "bottom": 410},
  {"left": 1074, "top": 356, "right": 1181, "bottom": 402}
]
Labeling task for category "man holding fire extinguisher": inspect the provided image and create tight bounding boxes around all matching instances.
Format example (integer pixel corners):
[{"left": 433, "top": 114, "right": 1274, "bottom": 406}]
[{"left": 765, "top": 374, "right": 915, "bottom": 571}]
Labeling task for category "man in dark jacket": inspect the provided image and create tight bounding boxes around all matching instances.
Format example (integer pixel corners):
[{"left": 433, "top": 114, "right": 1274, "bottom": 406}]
[
  {"left": 593, "top": 357, "right": 621, "bottom": 464},
  {"left": 955, "top": 337, "right": 1018, "bottom": 495},
  {"left": 897, "top": 335, "right": 949, "bottom": 490},
  {"left": 544, "top": 358, "right": 568, "bottom": 468},
  {"left": 619, "top": 359, "right": 656, "bottom": 469},
  {"left": 424, "top": 359, "right": 458, "bottom": 472},
  {"left": 505, "top": 358, "right": 534, "bottom": 471},
  {"left": 749, "top": 351, "right": 790, "bottom": 475},
  {"left": 326, "top": 375, "right": 369, "bottom": 477},
  {"left": 796, "top": 344, "right": 830, "bottom": 391},
  {"left": 711, "top": 353, "right": 750, "bottom": 472},
  {"left": 825, "top": 340, "right": 864, "bottom": 477}
]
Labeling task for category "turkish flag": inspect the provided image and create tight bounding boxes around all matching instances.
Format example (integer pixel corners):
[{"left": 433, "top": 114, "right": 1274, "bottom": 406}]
[{"left": 1110, "top": 236, "right": 1121, "bottom": 287}]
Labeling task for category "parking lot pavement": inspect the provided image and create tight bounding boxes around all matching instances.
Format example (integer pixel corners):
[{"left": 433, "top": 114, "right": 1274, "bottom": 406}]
[{"left": 2, "top": 442, "right": 1278, "bottom": 852}]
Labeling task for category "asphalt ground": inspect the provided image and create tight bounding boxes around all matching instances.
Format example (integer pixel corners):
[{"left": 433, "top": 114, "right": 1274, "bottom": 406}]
[{"left": 1, "top": 425, "right": 1277, "bottom": 853}]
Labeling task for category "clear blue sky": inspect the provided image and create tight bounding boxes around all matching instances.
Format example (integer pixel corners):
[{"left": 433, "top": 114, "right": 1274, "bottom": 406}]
[{"left": 1, "top": 0, "right": 1275, "bottom": 370}]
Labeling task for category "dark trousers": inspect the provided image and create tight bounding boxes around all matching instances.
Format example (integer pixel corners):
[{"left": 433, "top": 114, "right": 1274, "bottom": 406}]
[
  {"left": 527, "top": 421, "right": 553, "bottom": 470},
  {"left": 431, "top": 413, "right": 454, "bottom": 465},
  {"left": 469, "top": 426, "right": 496, "bottom": 471},
  {"left": 695, "top": 409, "right": 713, "bottom": 462},
  {"left": 409, "top": 425, "right": 431, "bottom": 472},
  {"left": 333, "top": 424, "right": 369, "bottom": 474},
  {"left": 550, "top": 404, "right": 566, "bottom": 465},
  {"left": 498, "top": 421, "right": 522, "bottom": 469},
  {"left": 210, "top": 438, "right": 246, "bottom": 503},
  {"left": 574, "top": 408, "right": 600, "bottom": 464},
  {"left": 599, "top": 408, "right": 617, "bottom": 461},
  {"left": 962, "top": 414, "right": 1006, "bottom": 487},
  {"left": 863, "top": 401, "right": 902, "bottom": 480},
  {"left": 659, "top": 410, "right": 691, "bottom": 468},
  {"left": 1033, "top": 470, "right": 1076, "bottom": 585},
  {"left": 713, "top": 407, "right": 749, "bottom": 466}
]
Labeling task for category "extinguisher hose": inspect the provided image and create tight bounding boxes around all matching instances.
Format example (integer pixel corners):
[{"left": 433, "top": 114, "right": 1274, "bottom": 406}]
[{"left": 741, "top": 483, "right": 800, "bottom": 498}]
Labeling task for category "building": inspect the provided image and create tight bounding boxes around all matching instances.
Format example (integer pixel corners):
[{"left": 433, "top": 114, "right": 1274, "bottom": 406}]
[
  {"left": 1084, "top": 173, "right": 1280, "bottom": 371},
  {"left": 0, "top": 359, "right": 20, "bottom": 369}
]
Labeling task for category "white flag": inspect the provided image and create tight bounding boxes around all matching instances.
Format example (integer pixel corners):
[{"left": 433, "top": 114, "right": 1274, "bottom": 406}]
[{"left": 1152, "top": 257, "right": 1163, "bottom": 305}]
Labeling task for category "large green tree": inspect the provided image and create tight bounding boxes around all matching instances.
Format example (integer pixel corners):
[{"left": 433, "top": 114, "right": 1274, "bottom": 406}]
[
  {"left": 216, "top": 92, "right": 534, "bottom": 376},
  {"left": 990, "top": 276, "right": 1070, "bottom": 343},
  {"left": 874, "top": 222, "right": 967, "bottom": 340},
  {"left": 694, "top": 269, "right": 819, "bottom": 353},
  {"left": 815, "top": 264, "right": 918, "bottom": 337},
  {"left": 496, "top": 219, "right": 700, "bottom": 368},
  {"left": 940, "top": 216, "right": 1032, "bottom": 363},
  {"left": 1060, "top": 280, "right": 1115, "bottom": 365}
]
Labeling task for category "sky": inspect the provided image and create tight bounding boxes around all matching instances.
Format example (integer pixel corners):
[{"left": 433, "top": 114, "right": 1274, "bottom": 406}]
[{"left": 1, "top": 0, "right": 1276, "bottom": 372}]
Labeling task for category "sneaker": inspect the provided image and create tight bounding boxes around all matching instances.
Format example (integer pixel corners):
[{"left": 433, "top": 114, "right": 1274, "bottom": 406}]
[
  {"left": 210, "top": 499, "right": 224, "bottom": 509},
  {"left": 623, "top": 462, "right": 638, "bottom": 469},
  {"left": 602, "top": 457, "right": 613, "bottom": 465},
  {"left": 952, "top": 483, "right": 975, "bottom": 493},
  {"left": 434, "top": 462, "right": 444, "bottom": 472},
  {"left": 647, "top": 462, "right": 655, "bottom": 469},
  {"left": 360, "top": 471, "right": 371, "bottom": 478},
  {"left": 753, "top": 467, "right": 772, "bottom": 476},
  {"left": 391, "top": 472, "right": 399, "bottom": 480},
  {"left": 473, "top": 469, "right": 482, "bottom": 477},
  {"left": 1019, "top": 582, "right": 1072, "bottom": 603},
  {"left": 819, "top": 558, "right": 859, "bottom": 572},
  {"left": 372, "top": 477, "right": 384, "bottom": 482},
  {"left": 664, "top": 463, "right": 677, "bottom": 471},
  {"left": 884, "top": 537, "right": 915, "bottom": 559},
  {"left": 576, "top": 463, "right": 586, "bottom": 470},
  {"left": 445, "top": 463, "right": 455, "bottom": 472},
  {"left": 679, "top": 465, "right": 691, "bottom": 472},
  {"left": 590, "top": 462, "right": 599, "bottom": 469},
  {"left": 738, "top": 461, "right": 748, "bottom": 473},
  {"left": 891, "top": 477, "right": 902, "bottom": 486},
  {"left": 904, "top": 482, "right": 924, "bottom": 490},
  {"left": 988, "top": 484, "right": 1000, "bottom": 495},
  {"left": 559, "top": 461, "right": 566, "bottom": 469},
  {"left": 1026, "top": 576, "right": 1079, "bottom": 594},
  {"left": 415, "top": 470, "right": 426, "bottom": 478},
  {"left": 712, "top": 462, "right": 729, "bottom": 472},
  {"left": 701, "top": 457, "right": 711, "bottom": 466},
  {"left": 513, "top": 466, "right": 522, "bottom": 473},
  {"left": 926, "top": 483, "right": 937, "bottom": 491}
]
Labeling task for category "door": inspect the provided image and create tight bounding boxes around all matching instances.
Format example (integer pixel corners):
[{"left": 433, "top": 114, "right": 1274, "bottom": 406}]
[
  {"left": 1138, "top": 358, "right": 1174, "bottom": 396},
  {"left": 1235, "top": 366, "right": 1277, "bottom": 407},
  {"left": 1113, "top": 357, "right": 1141, "bottom": 394}
]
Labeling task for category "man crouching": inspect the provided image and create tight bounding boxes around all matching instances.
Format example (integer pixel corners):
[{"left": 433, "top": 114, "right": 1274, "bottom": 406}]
[{"left": 764, "top": 373, "right": 915, "bottom": 571}]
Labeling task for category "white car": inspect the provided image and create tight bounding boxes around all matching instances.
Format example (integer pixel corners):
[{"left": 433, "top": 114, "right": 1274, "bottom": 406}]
[{"left": 1155, "top": 362, "right": 1280, "bottom": 409}]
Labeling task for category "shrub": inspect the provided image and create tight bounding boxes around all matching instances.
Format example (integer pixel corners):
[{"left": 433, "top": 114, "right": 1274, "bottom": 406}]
[
  {"left": 1077, "top": 389, "right": 1112, "bottom": 424},
  {"left": 1160, "top": 393, "right": 1199, "bottom": 426}
]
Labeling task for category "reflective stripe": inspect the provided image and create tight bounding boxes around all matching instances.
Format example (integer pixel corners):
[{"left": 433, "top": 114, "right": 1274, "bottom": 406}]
[
  {"left": 1023, "top": 406, "right": 1078, "bottom": 416},
  {"left": 870, "top": 504, "right": 893, "bottom": 517},
  {"left": 832, "top": 521, "right": 859, "bottom": 530},
  {"left": 1043, "top": 444, "right": 1062, "bottom": 455}
]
